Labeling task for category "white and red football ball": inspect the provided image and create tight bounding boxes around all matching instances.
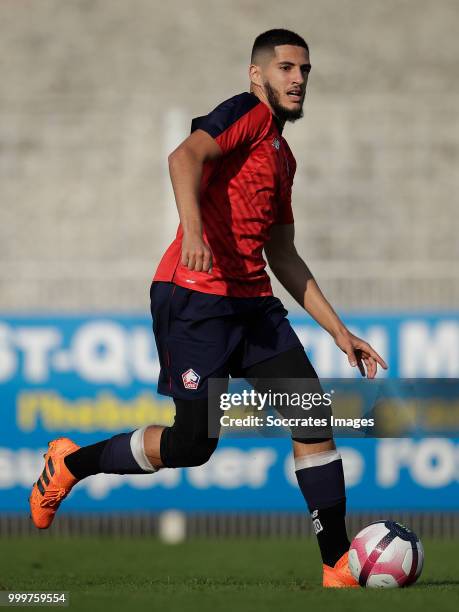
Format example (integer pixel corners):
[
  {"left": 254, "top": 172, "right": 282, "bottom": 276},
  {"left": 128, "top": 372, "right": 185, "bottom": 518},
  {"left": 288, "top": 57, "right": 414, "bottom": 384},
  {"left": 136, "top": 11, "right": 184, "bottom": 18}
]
[{"left": 348, "top": 520, "right": 424, "bottom": 588}]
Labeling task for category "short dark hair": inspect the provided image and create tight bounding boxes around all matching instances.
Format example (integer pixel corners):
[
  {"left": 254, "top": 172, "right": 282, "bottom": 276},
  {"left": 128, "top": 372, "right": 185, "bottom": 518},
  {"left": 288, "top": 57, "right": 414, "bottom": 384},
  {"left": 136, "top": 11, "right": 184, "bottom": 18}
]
[{"left": 251, "top": 29, "right": 309, "bottom": 63}]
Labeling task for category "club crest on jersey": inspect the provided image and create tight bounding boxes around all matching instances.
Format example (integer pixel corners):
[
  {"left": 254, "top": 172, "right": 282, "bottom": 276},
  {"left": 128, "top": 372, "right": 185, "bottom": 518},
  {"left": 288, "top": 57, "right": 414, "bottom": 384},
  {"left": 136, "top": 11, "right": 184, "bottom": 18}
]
[
  {"left": 272, "top": 137, "right": 280, "bottom": 150},
  {"left": 182, "top": 368, "right": 200, "bottom": 390}
]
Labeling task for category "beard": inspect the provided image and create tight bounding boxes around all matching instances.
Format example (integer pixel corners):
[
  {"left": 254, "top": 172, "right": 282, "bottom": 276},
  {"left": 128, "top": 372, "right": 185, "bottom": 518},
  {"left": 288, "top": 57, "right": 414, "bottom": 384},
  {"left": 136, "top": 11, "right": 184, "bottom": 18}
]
[{"left": 264, "top": 81, "right": 304, "bottom": 123}]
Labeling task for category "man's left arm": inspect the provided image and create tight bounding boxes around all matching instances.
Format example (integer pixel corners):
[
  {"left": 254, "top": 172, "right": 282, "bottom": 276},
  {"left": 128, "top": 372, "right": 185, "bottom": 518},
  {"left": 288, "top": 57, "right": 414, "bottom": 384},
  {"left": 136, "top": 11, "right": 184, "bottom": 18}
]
[{"left": 265, "top": 223, "right": 388, "bottom": 378}]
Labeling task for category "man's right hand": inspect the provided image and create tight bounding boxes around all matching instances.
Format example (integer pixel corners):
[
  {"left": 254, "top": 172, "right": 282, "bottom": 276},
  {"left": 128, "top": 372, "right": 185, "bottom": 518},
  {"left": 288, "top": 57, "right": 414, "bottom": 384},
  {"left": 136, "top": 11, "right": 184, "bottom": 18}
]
[
  {"left": 181, "top": 233, "right": 213, "bottom": 272},
  {"left": 168, "top": 129, "right": 221, "bottom": 275}
]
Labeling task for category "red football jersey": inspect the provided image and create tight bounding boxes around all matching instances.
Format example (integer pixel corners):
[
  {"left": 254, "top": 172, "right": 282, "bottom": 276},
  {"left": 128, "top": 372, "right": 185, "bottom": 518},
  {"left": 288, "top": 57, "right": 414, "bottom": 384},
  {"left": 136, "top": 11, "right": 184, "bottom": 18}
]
[{"left": 153, "top": 92, "right": 297, "bottom": 297}]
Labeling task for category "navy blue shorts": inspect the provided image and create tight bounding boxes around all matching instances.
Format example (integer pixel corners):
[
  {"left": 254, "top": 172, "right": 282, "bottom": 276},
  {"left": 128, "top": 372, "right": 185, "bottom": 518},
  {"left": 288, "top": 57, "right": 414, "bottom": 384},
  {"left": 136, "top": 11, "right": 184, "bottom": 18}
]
[{"left": 150, "top": 281, "right": 303, "bottom": 400}]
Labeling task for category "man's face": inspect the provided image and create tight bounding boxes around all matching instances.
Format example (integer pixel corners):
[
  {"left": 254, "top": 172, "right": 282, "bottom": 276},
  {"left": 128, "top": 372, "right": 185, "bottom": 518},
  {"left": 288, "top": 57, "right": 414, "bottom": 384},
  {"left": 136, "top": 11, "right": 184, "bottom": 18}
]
[{"left": 257, "top": 45, "right": 311, "bottom": 122}]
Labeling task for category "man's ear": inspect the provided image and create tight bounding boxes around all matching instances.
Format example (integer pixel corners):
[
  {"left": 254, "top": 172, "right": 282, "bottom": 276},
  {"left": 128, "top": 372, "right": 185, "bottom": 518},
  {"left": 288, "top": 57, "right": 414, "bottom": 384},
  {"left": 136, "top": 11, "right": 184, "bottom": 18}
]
[{"left": 249, "top": 63, "right": 263, "bottom": 88}]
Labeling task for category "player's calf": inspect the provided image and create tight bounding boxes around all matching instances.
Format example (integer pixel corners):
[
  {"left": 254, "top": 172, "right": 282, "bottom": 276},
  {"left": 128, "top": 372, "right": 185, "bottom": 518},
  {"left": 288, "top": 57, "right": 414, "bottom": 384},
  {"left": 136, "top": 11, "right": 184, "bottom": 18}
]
[
  {"left": 294, "top": 446, "right": 356, "bottom": 586},
  {"left": 63, "top": 426, "right": 158, "bottom": 479}
]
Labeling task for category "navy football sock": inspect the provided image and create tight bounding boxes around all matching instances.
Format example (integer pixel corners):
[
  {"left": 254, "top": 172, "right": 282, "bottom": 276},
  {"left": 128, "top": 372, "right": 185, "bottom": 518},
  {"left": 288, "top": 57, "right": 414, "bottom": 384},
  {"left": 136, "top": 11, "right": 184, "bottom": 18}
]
[
  {"left": 64, "top": 431, "right": 155, "bottom": 480},
  {"left": 295, "top": 450, "right": 350, "bottom": 567}
]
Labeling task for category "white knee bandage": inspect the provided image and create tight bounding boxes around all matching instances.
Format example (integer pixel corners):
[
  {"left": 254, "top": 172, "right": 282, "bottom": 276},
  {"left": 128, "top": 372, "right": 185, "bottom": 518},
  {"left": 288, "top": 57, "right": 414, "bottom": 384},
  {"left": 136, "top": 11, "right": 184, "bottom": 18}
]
[
  {"left": 130, "top": 426, "right": 157, "bottom": 473},
  {"left": 294, "top": 449, "right": 341, "bottom": 471}
]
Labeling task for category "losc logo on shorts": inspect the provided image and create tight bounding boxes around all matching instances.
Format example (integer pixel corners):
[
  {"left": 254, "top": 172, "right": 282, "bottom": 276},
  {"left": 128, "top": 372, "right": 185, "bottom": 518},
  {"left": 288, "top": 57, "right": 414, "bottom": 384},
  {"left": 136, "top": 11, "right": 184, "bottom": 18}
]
[{"left": 182, "top": 368, "right": 200, "bottom": 390}]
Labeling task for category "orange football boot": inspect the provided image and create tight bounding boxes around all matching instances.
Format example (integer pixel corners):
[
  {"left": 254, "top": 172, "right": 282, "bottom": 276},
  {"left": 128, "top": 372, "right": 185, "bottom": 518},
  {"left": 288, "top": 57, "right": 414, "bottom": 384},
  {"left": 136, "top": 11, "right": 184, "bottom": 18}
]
[
  {"left": 323, "top": 551, "right": 360, "bottom": 588},
  {"left": 29, "top": 437, "right": 80, "bottom": 529}
]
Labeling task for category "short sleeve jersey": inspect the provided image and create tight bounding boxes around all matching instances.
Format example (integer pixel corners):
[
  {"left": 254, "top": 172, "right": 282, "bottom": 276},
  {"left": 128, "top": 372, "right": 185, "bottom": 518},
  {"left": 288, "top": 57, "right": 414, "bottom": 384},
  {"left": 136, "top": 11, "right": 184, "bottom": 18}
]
[{"left": 153, "top": 92, "right": 297, "bottom": 297}]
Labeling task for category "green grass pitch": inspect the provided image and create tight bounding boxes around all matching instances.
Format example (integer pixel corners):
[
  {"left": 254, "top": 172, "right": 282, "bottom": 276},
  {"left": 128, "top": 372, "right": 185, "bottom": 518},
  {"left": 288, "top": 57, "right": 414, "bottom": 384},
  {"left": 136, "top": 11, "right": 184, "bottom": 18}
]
[{"left": 0, "top": 537, "right": 458, "bottom": 611}]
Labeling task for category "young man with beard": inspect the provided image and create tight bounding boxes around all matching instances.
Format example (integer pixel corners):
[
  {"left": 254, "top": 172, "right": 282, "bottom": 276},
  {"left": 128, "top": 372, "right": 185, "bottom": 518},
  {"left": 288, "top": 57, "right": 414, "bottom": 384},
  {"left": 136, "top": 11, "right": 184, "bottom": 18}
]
[{"left": 30, "top": 29, "right": 387, "bottom": 587}]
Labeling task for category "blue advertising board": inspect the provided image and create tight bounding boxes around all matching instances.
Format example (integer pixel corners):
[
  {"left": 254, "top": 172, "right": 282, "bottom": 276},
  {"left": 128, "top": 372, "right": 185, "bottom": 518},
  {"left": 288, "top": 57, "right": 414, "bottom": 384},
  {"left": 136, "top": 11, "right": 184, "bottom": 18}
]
[{"left": 0, "top": 313, "right": 458, "bottom": 513}]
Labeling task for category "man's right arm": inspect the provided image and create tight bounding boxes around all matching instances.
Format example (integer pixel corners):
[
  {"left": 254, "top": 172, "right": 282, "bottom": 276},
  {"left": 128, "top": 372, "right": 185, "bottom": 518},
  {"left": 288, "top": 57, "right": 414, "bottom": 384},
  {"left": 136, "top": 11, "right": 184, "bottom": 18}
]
[{"left": 168, "top": 129, "right": 222, "bottom": 272}]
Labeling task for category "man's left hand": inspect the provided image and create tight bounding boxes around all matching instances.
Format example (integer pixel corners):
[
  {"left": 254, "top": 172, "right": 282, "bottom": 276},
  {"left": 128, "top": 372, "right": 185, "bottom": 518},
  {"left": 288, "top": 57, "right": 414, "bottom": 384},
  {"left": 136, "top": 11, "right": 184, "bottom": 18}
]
[{"left": 334, "top": 330, "right": 388, "bottom": 378}]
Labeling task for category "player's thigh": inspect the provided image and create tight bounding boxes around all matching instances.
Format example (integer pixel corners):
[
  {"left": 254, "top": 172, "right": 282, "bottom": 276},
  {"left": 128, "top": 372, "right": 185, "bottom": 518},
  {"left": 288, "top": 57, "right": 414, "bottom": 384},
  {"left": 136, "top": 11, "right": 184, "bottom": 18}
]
[
  {"left": 242, "top": 345, "right": 320, "bottom": 382},
  {"left": 242, "top": 346, "right": 330, "bottom": 441},
  {"left": 242, "top": 345, "right": 325, "bottom": 412},
  {"left": 151, "top": 282, "right": 241, "bottom": 400},
  {"left": 160, "top": 397, "right": 221, "bottom": 467},
  {"left": 240, "top": 297, "right": 302, "bottom": 371}
]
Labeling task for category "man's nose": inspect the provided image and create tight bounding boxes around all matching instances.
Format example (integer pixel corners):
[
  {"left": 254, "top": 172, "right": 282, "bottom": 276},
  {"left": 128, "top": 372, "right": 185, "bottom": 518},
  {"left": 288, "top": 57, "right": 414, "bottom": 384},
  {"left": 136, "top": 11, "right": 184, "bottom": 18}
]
[{"left": 292, "top": 68, "right": 305, "bottom": 85}]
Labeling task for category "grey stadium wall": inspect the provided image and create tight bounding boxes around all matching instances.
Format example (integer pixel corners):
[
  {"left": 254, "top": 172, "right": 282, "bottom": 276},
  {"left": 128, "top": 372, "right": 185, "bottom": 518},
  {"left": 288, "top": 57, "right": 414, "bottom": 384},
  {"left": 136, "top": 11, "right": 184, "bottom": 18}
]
[{"left": 0, "top": 0, "right": 458, "bottom": 312}]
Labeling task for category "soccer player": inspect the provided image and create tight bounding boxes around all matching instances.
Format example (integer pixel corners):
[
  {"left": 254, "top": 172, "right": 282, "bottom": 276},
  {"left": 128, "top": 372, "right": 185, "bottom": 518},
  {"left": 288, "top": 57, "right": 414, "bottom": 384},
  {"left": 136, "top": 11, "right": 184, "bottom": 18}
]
[{"left": 29, "top": 29, "right": 387, "bottom": 587}]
